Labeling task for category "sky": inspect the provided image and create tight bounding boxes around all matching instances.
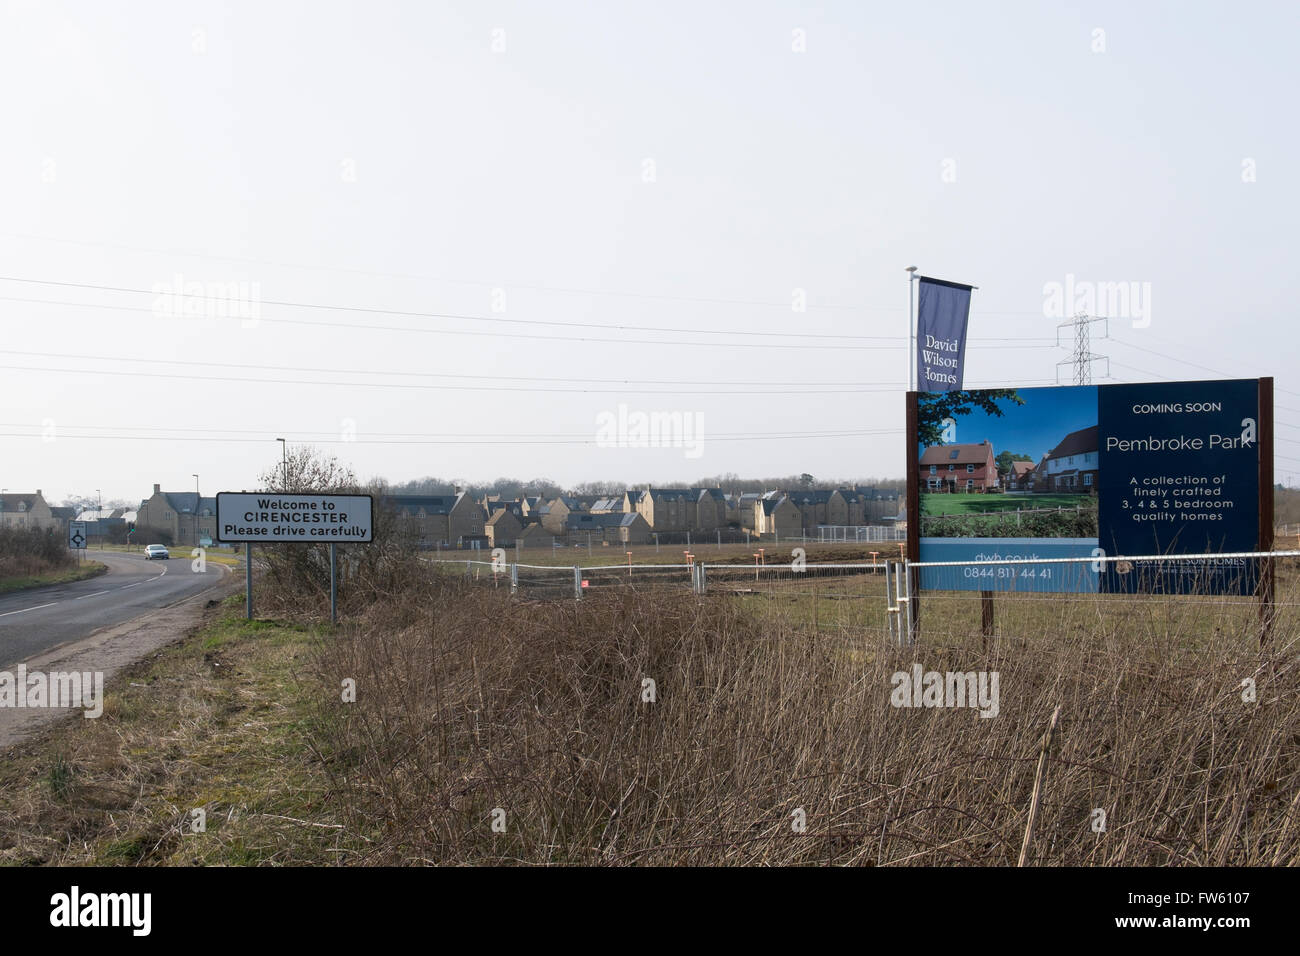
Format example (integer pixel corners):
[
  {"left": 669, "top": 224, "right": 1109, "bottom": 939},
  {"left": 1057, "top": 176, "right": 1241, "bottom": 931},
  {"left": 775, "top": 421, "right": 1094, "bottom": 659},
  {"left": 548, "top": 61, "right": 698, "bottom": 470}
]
[
  {"left": 3, "top": 0, "right": 1299, "bottom": 505},
  {"left": 921, "top": 386, "right": 1099, "bottom": 463}
]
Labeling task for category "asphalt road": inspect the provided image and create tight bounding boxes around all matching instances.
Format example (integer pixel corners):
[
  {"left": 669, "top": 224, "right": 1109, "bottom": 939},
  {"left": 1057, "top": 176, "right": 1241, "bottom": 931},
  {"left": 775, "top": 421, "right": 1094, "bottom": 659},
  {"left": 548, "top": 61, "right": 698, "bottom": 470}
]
[{"left": 0, "top": 550, "right": 231, "bottom": 669}]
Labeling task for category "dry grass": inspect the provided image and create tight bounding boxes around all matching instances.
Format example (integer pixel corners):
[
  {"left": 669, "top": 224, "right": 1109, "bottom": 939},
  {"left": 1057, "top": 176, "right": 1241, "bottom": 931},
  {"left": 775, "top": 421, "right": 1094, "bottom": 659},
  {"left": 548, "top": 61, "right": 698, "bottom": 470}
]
[
  {"left": 303, "top": 566, "right": 1300, "bottom": 865},
  {"left": 4, "top": 559, "right": 1296, "bottom": 866},
  {"left": 0, "top": 597, "right": 356, "bottom": 866}
]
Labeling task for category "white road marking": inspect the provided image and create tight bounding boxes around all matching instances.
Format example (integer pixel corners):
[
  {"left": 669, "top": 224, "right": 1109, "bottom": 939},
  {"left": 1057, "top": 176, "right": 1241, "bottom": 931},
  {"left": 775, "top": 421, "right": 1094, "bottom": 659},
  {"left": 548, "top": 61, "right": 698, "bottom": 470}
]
[
  {"left": 0, "top": 602, "right": 57, "bottom": 618},
  {"left": 74, "top": 590, "right": 111, "bottom": 600}
]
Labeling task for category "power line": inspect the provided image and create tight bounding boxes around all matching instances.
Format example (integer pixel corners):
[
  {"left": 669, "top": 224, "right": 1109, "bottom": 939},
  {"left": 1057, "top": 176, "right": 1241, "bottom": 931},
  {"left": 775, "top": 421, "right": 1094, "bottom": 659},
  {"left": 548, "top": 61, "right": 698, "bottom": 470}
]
[
  {"left": 1106, "top": 330, "right": 1299, "bottom": 398},
  {"left": 0, "top": 361, "right": 1061, "bottom": 395},
  {"left": 0, "top": 428, "right": 904, "bottom": 446},
  {"left": 0, "top": 348, "right": 993, "bottom": 390},
  {"left": 0, "top": 232, "right": 1054, "bottom": 319},
  {"left": 0, "top": 281, "right": 1057, "bottom": 348},
  {"left": 0, "top": 421, "right": 902, "bottom": 440}
]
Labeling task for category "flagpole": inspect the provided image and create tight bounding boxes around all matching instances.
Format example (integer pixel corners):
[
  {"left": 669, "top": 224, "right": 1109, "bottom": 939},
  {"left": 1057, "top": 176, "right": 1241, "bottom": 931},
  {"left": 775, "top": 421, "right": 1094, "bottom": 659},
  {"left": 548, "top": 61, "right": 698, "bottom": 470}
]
[{"left": 906, "top": 265, "right": 918, "bottom": 392}]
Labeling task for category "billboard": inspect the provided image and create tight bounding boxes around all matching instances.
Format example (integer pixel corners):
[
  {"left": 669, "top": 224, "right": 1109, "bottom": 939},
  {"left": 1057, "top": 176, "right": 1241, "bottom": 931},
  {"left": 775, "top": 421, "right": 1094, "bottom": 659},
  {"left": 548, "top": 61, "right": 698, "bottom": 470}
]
[
  {"left": 216, "top": 493, "right": 374, "bottom": 543},
  {"left": 907, "top": 379, "right": 1272, "bottom": 594}
]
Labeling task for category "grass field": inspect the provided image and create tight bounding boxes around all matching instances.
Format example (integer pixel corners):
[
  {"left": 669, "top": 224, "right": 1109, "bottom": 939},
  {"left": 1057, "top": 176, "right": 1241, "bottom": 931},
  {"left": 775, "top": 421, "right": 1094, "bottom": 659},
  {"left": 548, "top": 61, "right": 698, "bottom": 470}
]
[
  {"left": 921, "top": 492, "right": 1090, "bottom": 516},
  {"left": 438, "top": 540, "right": 903, "bottom": 568}
]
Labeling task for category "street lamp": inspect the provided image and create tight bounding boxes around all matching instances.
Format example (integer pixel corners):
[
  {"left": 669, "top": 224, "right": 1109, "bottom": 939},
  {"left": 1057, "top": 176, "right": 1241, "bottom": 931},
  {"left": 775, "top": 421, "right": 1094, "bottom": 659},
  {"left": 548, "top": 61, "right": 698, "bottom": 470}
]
[
  {"left": 193, "top": 474, "right": 200, "bottom": 546},
  {"left": 276, "top": 438, "right": 287, "bottom": 489},
  {"left": 97, "top": 488, "right": 102, "bottom": 549}
]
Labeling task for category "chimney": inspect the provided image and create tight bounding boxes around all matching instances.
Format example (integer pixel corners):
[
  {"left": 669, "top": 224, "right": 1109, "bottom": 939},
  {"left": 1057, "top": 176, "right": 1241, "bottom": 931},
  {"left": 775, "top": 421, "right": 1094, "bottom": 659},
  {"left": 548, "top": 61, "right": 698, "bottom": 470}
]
[
  {"left": 36, "top": 489, "right": 42, "bottom": 497},
  {"left": 453, "top": 484, "right": 463, "bottom": 496},
  {"left": 153, "top": 483, "right": 161, "bottom": 495}
]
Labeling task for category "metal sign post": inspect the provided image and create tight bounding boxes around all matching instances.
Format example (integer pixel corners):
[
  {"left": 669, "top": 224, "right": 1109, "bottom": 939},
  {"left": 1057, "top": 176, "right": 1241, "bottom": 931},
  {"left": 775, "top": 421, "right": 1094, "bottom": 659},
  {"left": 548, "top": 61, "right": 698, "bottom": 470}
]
[{"left": 329, "top": 543, "right": 338, "bottom": 625}]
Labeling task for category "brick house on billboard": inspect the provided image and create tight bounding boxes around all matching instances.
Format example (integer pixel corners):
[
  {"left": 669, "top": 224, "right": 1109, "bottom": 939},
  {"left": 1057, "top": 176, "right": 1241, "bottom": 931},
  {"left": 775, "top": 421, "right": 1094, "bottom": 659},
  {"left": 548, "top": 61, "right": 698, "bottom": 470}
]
[
  {"left": 918, "top": 441, "right": 999, "bottom": 492},
  {"left": 1041, "top": 425, "right": 1099, "bottom": 493},
  {"left": 1005, "top": 459, "right": 1036, "bottom": 491}
]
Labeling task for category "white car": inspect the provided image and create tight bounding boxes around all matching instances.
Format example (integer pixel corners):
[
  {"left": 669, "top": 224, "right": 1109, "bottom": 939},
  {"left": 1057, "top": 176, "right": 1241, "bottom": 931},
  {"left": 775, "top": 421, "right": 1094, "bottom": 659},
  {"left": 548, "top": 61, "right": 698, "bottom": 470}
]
[{"left": 143, "top": 544, "right": 170, "bottom": 560}]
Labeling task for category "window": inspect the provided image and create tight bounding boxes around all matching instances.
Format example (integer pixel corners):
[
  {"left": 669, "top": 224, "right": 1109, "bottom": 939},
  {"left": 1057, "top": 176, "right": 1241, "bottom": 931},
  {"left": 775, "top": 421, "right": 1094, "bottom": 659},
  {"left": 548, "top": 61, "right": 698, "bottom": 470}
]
[
  {"left": 1083, "top": 473, "right": 1093, "bottom": 486},
  {"left": 929, "top": 465, "right": 936, "bottom": 475},
  {"left": 967, "top": 464, "right": 975, "bottom": 473},
  {"left": 949, "top": 464, "right": 955, "bottom": 471},
  {"left": 1068, "top": 456, "right": 1074, "bottom": 465}
]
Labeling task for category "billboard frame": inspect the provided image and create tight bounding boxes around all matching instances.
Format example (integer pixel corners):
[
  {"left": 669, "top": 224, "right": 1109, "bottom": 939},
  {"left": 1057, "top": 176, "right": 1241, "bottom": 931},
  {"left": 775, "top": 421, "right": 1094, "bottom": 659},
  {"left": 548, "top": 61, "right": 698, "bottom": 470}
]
[{"left": 904, "top": 377, "right": 1275, "bottom": 644}]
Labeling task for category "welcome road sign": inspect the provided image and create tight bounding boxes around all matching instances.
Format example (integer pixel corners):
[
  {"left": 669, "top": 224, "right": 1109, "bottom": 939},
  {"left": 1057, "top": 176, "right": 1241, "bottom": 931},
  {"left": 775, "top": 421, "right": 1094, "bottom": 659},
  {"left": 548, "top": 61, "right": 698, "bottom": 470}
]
[{"left": 216, "top": 493, "right": 373, "bottom": 543}]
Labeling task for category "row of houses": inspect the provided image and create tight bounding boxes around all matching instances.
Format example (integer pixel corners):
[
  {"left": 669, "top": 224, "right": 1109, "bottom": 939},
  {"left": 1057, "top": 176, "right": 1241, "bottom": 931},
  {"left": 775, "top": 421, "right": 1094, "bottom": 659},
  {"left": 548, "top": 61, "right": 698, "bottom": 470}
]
[
  {"left": 387, "top": 484, "right": 901, "bottom": 548},
  {"left": 917, "top": 426, "right": 1099, "bottom": 494},
  {"left": 2, "top": 481, "right": 902, "bottom": 552}
]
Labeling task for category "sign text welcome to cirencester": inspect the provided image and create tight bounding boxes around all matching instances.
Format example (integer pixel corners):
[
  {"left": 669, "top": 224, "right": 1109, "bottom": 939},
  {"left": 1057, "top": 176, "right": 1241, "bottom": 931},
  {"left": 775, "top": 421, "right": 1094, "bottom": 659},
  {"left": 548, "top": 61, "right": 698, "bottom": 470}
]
[{"left": 216, "top": 493, "right": 373, "bottom": 543}]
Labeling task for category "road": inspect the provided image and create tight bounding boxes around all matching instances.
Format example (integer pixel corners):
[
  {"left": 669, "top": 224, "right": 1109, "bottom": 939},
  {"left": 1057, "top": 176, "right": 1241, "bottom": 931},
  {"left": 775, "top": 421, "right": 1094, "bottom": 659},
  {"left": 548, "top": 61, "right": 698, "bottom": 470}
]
[{"left": 0, "top": 550, "right": 232, "bottom": 669}]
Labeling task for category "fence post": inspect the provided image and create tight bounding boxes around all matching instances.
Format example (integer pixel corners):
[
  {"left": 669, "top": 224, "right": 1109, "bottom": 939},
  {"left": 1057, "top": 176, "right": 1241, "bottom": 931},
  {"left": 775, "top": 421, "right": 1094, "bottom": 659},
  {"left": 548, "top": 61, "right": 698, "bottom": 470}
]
[
  {"left": 573, "top": 565, "right": 582, "bottom": 600},
  {"left": 901, "top": 558, "right": 915, "bottom": 646},
  {"left": 884, "top": 560, "right": 897, "bottom": 643},
  {"left": 981, "top": 590, "right": 994, "bottom": 649},
  {"left": 510, "top": 563, "right": 518, "bottom": 595}
]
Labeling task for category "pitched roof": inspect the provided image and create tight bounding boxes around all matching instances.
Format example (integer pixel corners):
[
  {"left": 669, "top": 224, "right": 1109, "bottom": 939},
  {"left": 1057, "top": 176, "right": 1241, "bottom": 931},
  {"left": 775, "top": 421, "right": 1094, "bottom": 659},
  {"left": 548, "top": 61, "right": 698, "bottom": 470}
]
[
  {"left": 0, "top": 493, "right": 44, "bottom": 511},
  {"left": 386, "top": 494, "right": 458, "bottom": 516},
  {"left": 486, "top": 509, "right": 521, "bottom": 526},
  {"left": 787, "top": 489, "right": 839, "bottom": 506},
  {"left": 644, "top": 488, "right": 693, "bottom": 502},
  {"left": 49, "top": 506, "right": 77, "bottom": 519},
  {"left": 158, "top": 493, "right": 218, "bottom": 516},
  {"left": 761, "top": 495, "right": 792, "bottom": 515},
  {"left": 565, "top": 513, "right": 626, "bottom": 530},
  {"left": 918, "top": 441, "right": 994, "bottom": 466},
  {"left": 1046, "top": 425, "right": 1099, "bottom": 462}
]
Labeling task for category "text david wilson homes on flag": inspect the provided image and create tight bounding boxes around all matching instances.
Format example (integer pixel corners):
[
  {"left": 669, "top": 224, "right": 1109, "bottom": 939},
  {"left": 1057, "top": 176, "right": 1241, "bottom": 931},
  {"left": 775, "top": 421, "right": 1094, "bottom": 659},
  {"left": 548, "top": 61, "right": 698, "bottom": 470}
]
[{"left": 916, "top": 277, "right": 974, "bottom": 392}]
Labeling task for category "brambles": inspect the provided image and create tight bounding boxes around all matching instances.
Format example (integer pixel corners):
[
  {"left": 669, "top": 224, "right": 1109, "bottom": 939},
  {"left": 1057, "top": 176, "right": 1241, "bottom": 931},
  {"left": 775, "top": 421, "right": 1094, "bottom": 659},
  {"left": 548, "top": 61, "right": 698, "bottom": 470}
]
[
  {"left": 0, "top": 526, "right": 75, "bottom": 579},
  {"left": 294, "top": 560, "right": 1300, "bottom": 865}
]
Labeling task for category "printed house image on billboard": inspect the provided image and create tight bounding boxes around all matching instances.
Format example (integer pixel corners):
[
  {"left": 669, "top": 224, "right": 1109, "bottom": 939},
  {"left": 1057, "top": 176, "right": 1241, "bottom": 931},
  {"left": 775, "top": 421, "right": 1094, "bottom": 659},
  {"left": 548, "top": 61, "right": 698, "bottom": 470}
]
[{"left": 913, "top": 381, "right": 1265, "bottom": 594}]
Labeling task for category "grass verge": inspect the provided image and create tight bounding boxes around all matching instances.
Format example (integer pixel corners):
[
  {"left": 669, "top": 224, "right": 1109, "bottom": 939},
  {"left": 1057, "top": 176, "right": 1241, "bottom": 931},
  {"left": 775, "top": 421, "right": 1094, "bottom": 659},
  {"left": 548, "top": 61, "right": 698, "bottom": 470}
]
[
  {"left": 0, "top": 595, "right": 360, "bottom": 866},
  {"left": 0, "top": 561, "right": 108, "bottom": 596}
]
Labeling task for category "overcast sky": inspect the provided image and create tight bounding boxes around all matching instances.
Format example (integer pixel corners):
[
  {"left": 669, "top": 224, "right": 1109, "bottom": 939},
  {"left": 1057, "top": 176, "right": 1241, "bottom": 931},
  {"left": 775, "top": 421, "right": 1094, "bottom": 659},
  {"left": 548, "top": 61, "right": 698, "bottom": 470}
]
[{"left": 3, "top": 0, "right": 1298, "bottom": 504}]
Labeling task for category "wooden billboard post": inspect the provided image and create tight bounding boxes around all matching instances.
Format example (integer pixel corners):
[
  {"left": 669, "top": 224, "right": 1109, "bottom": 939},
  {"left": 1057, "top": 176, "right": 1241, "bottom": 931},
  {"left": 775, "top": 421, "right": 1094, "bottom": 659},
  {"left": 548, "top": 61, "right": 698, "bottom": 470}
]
[
  {"left": 1258, "top": 377, "right": 1275, "bottom": 648},
  {"left": 905, "top": 391, "right": 921, "bottom": 642}
]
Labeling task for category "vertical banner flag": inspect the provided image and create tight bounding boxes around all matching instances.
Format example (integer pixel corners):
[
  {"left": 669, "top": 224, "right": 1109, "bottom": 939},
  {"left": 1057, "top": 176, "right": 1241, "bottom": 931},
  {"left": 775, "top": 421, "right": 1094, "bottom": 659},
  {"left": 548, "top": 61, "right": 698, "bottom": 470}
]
[{"left": 916, "top": 277, "right": 974, "bottom": 392}]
